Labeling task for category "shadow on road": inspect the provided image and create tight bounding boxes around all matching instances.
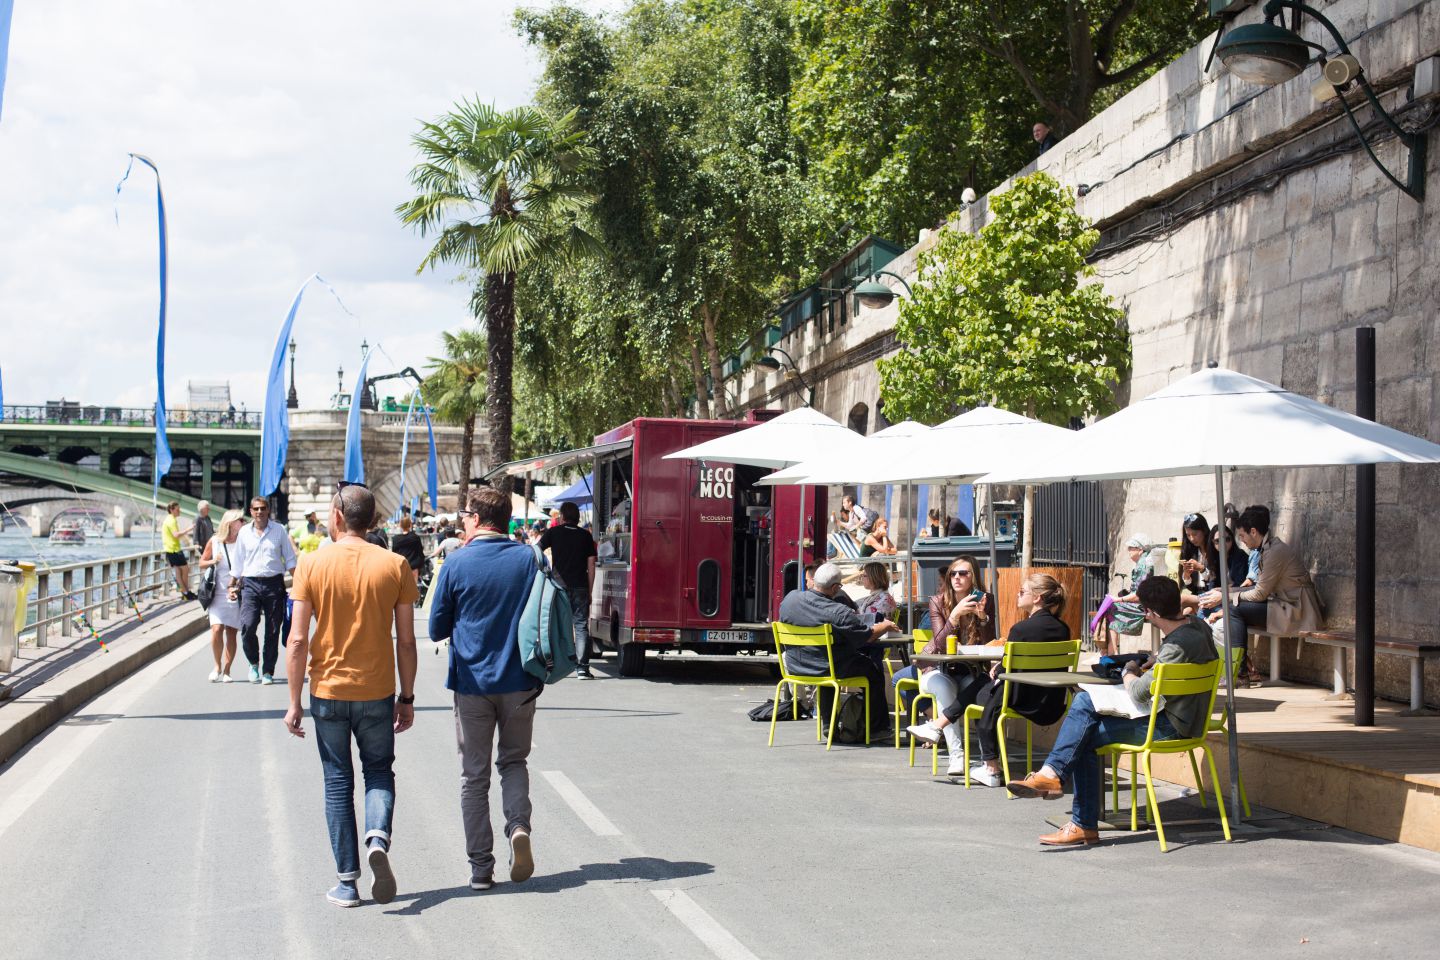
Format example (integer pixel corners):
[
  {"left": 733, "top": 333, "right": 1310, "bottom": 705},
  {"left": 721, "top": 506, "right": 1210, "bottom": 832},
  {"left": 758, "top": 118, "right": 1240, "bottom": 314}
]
[
  {"left": 383, "top": 856, "right": 715, "bottom": 914},
  {"left": 64, "top": 705, "right": 453, "bottom": 723}
]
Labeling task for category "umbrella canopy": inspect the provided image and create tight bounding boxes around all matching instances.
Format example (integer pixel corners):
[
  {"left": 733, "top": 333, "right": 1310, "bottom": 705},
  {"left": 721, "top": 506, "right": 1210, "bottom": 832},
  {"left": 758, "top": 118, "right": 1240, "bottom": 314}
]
[
  {"left": 546, "top": 472, "right": 595, "bottom": 507},
  {"left": 759, "top": 420, "right": 932, "bottom": 485},
  {"left": 979, "top": 367, "right": 1440, "bottom": 485},
  {"left": 662, "top": 405, "right": 864, "bottom": 468},
  {"left": 863, "top": 406, "right": 1075, "bottom": 484}
]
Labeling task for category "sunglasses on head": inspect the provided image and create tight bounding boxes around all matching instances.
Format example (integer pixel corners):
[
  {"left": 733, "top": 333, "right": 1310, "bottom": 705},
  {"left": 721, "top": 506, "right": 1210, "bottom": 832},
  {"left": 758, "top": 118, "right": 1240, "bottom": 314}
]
[{"left": 338, "top": 481, "right": 368, "bottom": 491}]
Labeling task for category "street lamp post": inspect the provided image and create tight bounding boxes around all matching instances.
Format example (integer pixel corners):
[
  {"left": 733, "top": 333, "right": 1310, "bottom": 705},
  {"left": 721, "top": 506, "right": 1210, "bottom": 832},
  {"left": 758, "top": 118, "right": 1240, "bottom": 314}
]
[
  {"left": 851, "top": 269, "right": 915, "bottom": 311},
  {"left": 1214, "top": 0, "right": 1426, "bottom": 200},
  {"left": 286, "top": 337, "right": 299, "bottom": 409},
  {"left": 755, "top": 347, "right": 816, "bottom": 407}
]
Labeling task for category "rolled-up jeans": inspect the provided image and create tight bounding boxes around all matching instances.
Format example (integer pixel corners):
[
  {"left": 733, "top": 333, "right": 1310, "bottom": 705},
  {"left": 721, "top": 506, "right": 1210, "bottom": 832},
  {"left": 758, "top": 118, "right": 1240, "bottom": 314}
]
[
  {"left": 1044, "top": 690, "right": 1177, "bottom": 831},
  {"left": 567, "top": 585, "right": 590, "bottom": 667},
  {"left": 311, "top": 694, "right": 396, "bottom": 881},
  {"left": 455, "top": 689, "right": 537, "bottom": 877}
]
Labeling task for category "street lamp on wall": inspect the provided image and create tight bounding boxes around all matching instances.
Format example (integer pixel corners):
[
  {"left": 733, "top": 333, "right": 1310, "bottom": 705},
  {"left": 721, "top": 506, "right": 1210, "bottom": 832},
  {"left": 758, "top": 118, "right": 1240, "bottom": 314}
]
[
  {"left": 851, "top": 269, "right": 915, "bottom": 311},
  {"left": 286, "top": 337, "right": 299, "bottom": 409},
  {"left": 1214, "top": 0, "right": 1426, "bottom": 201},
  {"left": 755, "top": 347, "right": 816, "bottom": 407}
]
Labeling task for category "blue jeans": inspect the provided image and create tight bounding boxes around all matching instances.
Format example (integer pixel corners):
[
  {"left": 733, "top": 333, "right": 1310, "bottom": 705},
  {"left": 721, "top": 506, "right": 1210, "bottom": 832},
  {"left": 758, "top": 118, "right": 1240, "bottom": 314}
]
[
  {"left": 1043, "top": 690, "right": 1177, "bottom": 831},
  {"left": 311, "top": 694, "right": 396, "bottom": 881},
  {"left": 568, "top": 586, "right": 590, "bottom": 667},
  {"left": 891, "top": 665, "right": 919, "bottom": 714}
]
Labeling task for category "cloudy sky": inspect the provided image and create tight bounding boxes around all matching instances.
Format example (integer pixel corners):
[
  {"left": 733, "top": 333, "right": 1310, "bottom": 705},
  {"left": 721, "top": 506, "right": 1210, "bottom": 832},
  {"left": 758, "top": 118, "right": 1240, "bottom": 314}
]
[{"left": 0, "top": 0, "right": 615, "bottom": 412}]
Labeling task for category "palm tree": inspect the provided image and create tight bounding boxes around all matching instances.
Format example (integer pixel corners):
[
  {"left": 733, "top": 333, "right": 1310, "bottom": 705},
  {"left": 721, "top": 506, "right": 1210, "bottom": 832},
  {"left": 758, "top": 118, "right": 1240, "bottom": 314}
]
[
  {"left": 397, "top": 101, "right": 598, "bottom": 493},
  {"left": 423, "top": 329, "right": 487, "bottom": 508}
]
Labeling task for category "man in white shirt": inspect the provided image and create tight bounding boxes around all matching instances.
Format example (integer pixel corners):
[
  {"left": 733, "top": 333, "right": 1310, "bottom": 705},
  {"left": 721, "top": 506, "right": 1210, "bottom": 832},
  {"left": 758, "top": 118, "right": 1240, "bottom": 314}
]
[{"left": 230, "top": 496, "right": 299, "bottom": 684}]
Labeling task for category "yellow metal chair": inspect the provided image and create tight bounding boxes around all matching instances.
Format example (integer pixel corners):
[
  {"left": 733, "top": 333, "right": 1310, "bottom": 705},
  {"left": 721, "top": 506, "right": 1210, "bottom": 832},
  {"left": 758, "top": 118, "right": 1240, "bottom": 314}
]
[
  {"left": 1194, "top": 642, "right": 1251, "bottom": 817},
  {"left": 893, "top": 629, "right": 931, "bottom": 750},
  {"left": 961, "top": 639, "right": 1081, "bottom": 791},
  {"left": 1096, "top": 659, "right": 1231, "bottom": 852},
  {"left": 769, "top": 622, "right": 873, "bottom": 750}
]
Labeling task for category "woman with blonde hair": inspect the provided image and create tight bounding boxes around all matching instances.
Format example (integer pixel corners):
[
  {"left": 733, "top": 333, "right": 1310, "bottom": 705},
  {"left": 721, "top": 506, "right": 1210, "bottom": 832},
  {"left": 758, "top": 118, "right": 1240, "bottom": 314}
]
[
  {"left": 198, "top": 508, "right": 246, "bottom": 682},
  {"left": 855, "top": 562, "right": 896, "bottom": 622}
]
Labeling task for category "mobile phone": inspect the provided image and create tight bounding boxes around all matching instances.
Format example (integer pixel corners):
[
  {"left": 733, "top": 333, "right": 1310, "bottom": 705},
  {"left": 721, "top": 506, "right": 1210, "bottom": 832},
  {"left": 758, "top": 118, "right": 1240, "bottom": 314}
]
[{"left": 969, "top": 588, "right": 984, "bottom": 600}]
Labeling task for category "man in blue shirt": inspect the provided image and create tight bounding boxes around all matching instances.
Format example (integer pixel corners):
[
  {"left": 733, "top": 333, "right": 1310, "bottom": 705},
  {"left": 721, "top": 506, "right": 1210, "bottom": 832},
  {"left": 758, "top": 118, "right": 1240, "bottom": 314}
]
[{"left": 429, "top": 486, "right": 541, "bottom": 891}]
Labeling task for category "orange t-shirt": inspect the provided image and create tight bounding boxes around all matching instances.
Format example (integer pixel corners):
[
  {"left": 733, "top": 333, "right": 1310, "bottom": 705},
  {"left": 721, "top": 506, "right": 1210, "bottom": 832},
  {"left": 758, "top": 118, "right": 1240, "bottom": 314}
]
[{"left": 290, "top": 541, "right": 419, "bottom": 700}]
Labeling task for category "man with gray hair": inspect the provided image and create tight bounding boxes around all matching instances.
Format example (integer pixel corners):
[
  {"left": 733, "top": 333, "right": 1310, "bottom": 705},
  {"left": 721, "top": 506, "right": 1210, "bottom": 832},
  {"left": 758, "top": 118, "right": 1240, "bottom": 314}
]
[
  {"left": 778, "top": 562, "right": 897, "bottom": 741},
  {"left": 192, "top": 501, "right": 214, "bottom": 554}
]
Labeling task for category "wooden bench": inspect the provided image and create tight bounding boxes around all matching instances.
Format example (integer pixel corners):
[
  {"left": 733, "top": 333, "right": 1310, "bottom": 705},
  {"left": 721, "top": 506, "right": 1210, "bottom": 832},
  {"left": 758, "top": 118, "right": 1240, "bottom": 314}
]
[
  {"left": 1300, "top": 629, "right": 1440, "bottom": 713},
  {"left": 1250, "top": 631, "right": 1302, "bottom": 683}
]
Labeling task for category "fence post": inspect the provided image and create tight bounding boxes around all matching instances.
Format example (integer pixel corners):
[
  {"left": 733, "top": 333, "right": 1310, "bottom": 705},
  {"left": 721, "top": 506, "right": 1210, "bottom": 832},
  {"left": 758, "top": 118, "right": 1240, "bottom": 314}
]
[
  {"left": 61, "top": 569, "right": 74, "bottom": 639},
  {"left": 35, "top": 571, "right": 49, "bottom": 648}
]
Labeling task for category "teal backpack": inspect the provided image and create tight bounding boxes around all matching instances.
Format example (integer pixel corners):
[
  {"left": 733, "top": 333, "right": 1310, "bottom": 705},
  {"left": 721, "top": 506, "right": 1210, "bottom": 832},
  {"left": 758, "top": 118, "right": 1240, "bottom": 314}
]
[{"left": 518, "top": 544, "right": 578, "bottom": 685}]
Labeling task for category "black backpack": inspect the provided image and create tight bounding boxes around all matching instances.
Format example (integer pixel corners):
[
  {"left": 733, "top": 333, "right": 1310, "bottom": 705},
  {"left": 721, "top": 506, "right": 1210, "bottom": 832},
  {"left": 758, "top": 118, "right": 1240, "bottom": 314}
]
[
  {"left": 748, "top": 693, "right": 813, "bottom": 722},
  {"left": 831, "top": 692, "right": 868, "bottom": 743}
]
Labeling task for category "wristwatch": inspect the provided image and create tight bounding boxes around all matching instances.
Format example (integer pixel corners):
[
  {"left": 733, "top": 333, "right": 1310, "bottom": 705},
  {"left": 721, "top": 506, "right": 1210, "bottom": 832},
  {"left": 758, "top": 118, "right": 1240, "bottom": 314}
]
[{"left": 397, "top": 694, "right": 415, "bottom": 705}]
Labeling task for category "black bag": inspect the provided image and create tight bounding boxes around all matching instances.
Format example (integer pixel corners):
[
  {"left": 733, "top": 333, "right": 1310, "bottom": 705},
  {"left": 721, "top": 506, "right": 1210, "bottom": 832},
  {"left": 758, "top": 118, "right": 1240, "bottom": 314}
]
[
  {"left": 196, "top": 566, "right": 217, "bottom": 609},
  {"left": 832, "top": 692, "right": 868, "bottom": 744},
  {"left": 748, "top": 694, "right": 813, "bottom": 722},
  {"left": 1092, "top": 652, "right": 1147, "bottom": 680}
]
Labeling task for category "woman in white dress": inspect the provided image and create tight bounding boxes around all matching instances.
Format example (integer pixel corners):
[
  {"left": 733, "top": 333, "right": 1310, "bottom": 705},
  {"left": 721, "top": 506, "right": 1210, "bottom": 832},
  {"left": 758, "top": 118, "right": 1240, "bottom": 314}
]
[{"left": 198, "top": 509, "right": 245, "bottom": 682}]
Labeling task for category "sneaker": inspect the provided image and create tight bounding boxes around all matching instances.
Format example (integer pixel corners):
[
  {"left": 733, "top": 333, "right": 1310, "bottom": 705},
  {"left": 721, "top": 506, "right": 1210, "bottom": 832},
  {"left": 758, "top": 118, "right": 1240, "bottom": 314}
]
[
  {"left": 248, "top": 666, "right": 261, "bottom": 684},
  {"left": 262, "top": 674, "right": 276, "bottom": 685},
  {"left": 208, "top": 669, "right": 220, "bottom": 683},
  {"left": 575, "top": 666, "right": 594, "bottom": 680},
  {"left": 906, "top": 721, "right": 942, "bottom": 745},
  {"left": 945, "top": 756, "right": 968, "bottom": 777},
  {"left": 508, "top": 828, "right": 534, "bottom": 883},
  {"left": 326, "top": 880, "right": 360, "bottom": 907},
  {"left": 367, "top": 842, "right": 396, "bottom": 905},
  {"left": 969, "top": 764, "right": 1003, "bottom": 787},
  {"left": 219, "top": 673, "right": 234, "bottom": 684},
  {"left": 469, "top": 874, "right": 494, "bottom": 891}
]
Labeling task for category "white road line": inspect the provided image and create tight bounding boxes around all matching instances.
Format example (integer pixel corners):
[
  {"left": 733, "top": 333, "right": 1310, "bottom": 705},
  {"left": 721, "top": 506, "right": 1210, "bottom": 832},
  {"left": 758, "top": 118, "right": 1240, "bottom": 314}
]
[
  {"left": 651, "top": 889, "right": 761, "bottom": 960},
  {"left": 0, "top": 637, "right": 203, "bottom": 844},
  {"left": 540, "top": 769, "right": 622, "bottom": 836}
]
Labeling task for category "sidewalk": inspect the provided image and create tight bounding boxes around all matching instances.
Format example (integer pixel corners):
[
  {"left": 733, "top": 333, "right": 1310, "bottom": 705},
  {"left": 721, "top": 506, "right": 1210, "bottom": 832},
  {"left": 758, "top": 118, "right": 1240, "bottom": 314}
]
[{"left": 0, "top": 597, "right": 210, "bottom": 765}]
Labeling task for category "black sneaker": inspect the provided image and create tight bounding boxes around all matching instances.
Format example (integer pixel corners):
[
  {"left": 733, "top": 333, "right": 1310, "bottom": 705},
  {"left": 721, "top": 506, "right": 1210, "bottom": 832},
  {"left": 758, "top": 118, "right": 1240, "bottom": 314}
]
[
  {"left": 469, "top": 874, "right": 494, "bottom": 891},
  {"left": 575, "top": 666, "right": 594, "bottom": 680}
]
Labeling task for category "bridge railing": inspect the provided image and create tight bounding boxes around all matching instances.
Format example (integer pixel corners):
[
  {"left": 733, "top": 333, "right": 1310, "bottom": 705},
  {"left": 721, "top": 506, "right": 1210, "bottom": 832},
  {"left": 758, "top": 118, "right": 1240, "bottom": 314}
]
[
  {"left": 23, "top": 545, "right": 201, "bottom": 648},
  {"left": 2, "top": 404, "right": 259, "bottom": 429}
]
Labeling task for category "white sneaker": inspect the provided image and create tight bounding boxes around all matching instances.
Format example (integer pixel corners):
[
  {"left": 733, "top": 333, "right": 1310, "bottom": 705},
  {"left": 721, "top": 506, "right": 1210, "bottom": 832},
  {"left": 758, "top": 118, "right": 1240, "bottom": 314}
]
[
  {"left": 208, "top": 669, "right": 220, "bottom": 682},
  {"left": 905, "top": 722, "right": 941, "bottom": 745},
  {"left": 969, "top": 764, "right": 1003, "bottom": 787},
  {"left": 946, "top": 756, "right": 968, "bottom": 777},
  {"left": 219, "top": 673, "right": 234, "bottom": 684}
]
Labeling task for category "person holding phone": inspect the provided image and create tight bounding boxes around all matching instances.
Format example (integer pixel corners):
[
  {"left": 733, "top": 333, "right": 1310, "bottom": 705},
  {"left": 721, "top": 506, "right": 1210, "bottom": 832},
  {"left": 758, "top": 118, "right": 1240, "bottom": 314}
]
[{"left": 900, "top": 556, "right": 996, "bottom": 775}]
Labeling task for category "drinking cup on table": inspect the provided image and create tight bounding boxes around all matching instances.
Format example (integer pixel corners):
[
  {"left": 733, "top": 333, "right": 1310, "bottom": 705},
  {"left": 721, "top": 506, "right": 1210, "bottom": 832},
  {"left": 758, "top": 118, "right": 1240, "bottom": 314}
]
[{"left": 946, "top": 635, "right": 957, "bottom": 655}]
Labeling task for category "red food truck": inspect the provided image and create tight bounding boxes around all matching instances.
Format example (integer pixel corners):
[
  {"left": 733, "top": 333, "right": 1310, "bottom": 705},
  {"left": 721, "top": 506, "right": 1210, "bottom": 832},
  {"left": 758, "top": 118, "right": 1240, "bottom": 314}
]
[{"left": 488, "top": 413, "right": 827, "bottom": 676}]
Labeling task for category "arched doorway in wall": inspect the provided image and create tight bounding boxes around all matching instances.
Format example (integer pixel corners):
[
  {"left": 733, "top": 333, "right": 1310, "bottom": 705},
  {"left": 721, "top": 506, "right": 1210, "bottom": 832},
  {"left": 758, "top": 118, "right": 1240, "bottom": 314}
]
[
  {"left": 847, "top": 402, "right": 869, "bottom": 435},
  {"left": 109, "top": 448, "right": 153, "bottom": 483},
  {"left": 211, "top": 451, "right": 253, "bottom": 509},
  {"left": 10, "top": 445, "right": 48, "bottom": 459},
  {"left": 162, "top": 449, "right": 204, "bottom": 498},
  {"left": 58, "top": 446, "right": 101, "bottom": 470}
]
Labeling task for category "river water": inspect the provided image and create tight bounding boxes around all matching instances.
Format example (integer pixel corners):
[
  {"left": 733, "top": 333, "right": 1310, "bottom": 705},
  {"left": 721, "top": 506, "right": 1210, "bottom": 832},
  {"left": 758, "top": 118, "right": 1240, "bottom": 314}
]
[{"left": 0, "top": 526, "right": 164, "bottom": 568}]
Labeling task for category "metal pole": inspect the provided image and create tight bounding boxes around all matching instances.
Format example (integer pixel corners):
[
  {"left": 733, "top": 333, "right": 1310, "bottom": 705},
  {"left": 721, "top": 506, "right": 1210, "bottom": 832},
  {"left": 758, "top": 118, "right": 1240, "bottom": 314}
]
[
  {"left": 797, "top": 484, "right": 806, "bottom": 593},
  {"left": 1355, "top": 327, "right": 1376, "bottom": 726},
  {"left": 905, "top": 481, "right": 913, "bottom": 628},
  {"left": 985, "top": 486, "right": 998, "bottom": 593},
  {"left": 1214, "top": 466, "right": 1243, "bottom": 826}
]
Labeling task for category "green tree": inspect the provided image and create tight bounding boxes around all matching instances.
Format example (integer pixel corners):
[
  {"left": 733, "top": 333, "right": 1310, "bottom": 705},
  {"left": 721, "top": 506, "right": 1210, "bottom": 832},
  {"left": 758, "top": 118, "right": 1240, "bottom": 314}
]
[
  {"left": 397, "top": 101, "right": 599, "bottom": 491},
  {"left": 421, "top": 328, "right": 488, "bottom": 508},
  {"left": 876, "top": 172, "right": 1129, "bottom": 562}
]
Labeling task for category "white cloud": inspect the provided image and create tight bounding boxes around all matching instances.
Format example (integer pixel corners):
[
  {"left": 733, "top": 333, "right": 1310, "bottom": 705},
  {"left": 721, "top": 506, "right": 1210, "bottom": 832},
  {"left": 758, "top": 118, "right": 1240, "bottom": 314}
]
[{"left": 0, "top": 0, "right": 620, "bottom": 410}]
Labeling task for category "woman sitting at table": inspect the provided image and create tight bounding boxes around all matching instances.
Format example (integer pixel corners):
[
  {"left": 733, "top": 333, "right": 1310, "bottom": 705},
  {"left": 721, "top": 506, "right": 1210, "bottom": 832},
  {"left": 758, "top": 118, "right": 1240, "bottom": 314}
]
[
  {"left": 1101, "top": 534, "right": 1153, "bottom": 654},
  {"left": 855, "top": 562, "right": 896, "bottom": 622},
  {"left": 898, "top": 556, "right": 996, "bottom": 775},
  {"left": 961, "top": 573, "right": 1072, "bottom": 787},
  {"left": 859, "top": 517, "right": 897, "bottom": 557},
  {"left": 1176, "top": 512, "right": 1215, "bottom": 597}
]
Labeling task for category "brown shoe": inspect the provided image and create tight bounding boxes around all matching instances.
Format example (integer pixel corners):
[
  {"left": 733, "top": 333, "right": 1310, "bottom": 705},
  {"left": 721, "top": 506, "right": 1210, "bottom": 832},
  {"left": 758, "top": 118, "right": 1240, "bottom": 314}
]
[
  {"left": 1039, "top": 822, "right": 1100, "bottom": 846},
  {"left": 1006, "top": 772, "right": 1063, "bottom": 799}
]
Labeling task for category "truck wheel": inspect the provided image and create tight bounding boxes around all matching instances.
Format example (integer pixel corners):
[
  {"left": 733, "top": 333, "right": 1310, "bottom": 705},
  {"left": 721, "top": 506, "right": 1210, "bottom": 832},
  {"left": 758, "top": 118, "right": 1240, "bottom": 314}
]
[{"left": 618, "top": 642, "right": 646, "bottom": 678}]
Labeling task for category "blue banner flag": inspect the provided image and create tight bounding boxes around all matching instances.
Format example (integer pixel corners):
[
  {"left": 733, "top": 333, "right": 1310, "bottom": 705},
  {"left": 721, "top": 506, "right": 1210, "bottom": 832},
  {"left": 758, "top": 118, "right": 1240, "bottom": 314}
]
[
  {"left": 422, "top": 404, "right": 439, "bottom": 511},
  {"left": 258, "top": 274, "right": 353, "bottom": 496},
  {"left": 393, "top": 393, "right": 417, "bottom": 521},
  {"left": 343, "top": 349, "right": 371, "bottom": 484},
  {"left": 412, "top": 495, "right": 420, "bottom": 518},
  {"left": 915, "top": 484, "right": 929, "bottom": 535},
  {"left": 116, "top": 154, "right": 172, "bottom": 484},
  {"left": 0, "top": 1, "right": 14, "bottom": 122}
]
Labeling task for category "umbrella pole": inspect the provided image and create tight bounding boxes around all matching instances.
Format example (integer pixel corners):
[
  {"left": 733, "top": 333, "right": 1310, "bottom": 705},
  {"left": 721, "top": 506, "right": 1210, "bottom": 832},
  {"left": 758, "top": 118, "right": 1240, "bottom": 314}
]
[
  {"left": 986, "top": 486, "right": 998, "bottom": 593},
  {"left": 905, "top": 481, "right": 913, "bottom": 629},
  {"left": 798, "top": 484, "right": 806, "bottom": 594},
  {"left": 1213, "top": 465, "right": 1243, "bottom": 828}
]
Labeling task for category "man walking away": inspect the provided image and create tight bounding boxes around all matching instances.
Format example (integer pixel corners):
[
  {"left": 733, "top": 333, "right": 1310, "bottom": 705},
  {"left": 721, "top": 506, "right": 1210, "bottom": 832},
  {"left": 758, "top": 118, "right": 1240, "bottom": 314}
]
[
  {"left": 192, "top": 501, "right": 214, "bottom": 557},
  {"left": 538, "top": 501, "right": 596, "bottom": 679},
  {"left": 230, "top": 496, "right": 298, "bottom": 684},
  {"left": 285, "top": 483, "right": 419, "bottom": 907},
  {"left": 161, "top": 501, "right": 196, "bottom": 600},
  {"left": 390, "top": 515, "right": 425, "bottom": 586},
  {"left": 429, "top": 486, "right": 542, "bottom": 891}
]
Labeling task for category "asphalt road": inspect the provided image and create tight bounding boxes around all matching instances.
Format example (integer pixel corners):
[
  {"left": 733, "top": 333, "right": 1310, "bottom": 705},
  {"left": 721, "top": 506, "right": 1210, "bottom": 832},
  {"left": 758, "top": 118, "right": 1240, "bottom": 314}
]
[{"left": 2, "top": 625, "right": 1439, "bottom": 960}]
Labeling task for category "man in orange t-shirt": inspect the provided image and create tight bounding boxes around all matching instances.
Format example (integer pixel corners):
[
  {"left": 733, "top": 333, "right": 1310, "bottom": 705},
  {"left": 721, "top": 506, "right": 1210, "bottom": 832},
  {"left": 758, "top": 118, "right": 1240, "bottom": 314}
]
[{"left": 284, "top": 483, "right": 418, "bottom": 909}]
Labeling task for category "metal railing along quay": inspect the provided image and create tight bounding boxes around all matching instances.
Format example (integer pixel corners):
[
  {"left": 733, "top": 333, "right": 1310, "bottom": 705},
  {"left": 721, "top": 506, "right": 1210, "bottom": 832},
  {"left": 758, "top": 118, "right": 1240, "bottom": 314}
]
[
  {"left": 1, "top": 404, "right": 259, "bottom": 429},
  {"left": 20, "top": 546, "right": 200, "bottom": 648}
]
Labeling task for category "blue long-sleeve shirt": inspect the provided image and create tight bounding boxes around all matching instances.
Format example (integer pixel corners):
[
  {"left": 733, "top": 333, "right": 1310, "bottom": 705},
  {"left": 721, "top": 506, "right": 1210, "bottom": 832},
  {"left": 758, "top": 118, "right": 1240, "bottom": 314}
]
[{"left": 429, "top": 536, "right": 540, "bottom": 696}]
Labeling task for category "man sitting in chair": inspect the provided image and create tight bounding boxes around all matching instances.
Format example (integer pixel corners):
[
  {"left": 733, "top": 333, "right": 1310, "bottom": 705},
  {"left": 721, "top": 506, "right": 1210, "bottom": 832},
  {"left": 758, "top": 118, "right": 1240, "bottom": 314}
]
[
  {"left": 779, "top": 562, "right": 897, "bottom": 742},
  {"left": 1006, "top": 577, "right": 1217, "bottom": 846}
]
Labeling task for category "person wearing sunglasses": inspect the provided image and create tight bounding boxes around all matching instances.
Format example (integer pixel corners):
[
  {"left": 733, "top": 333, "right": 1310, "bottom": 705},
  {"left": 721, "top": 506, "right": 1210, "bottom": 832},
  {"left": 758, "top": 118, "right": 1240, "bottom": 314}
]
[
  {"left": 900, "top": 556, "right": 995, "bottom": 774},
  {"left": 230, "top": 496, "right": 298, "bottom": 684}
]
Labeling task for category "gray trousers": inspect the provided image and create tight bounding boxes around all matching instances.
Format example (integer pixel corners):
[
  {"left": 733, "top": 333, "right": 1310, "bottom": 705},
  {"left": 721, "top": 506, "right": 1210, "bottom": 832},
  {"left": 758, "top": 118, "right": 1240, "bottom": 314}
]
[{"left": 454, "top": 689, "right": 537, "bottom": 876}]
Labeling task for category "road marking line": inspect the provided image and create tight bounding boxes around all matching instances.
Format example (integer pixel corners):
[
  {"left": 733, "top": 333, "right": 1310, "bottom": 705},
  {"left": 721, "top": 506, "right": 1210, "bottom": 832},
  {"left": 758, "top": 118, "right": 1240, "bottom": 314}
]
[
  {"left": 541, "top": 770, "right": 621, "bottom": 836},
  {"left": 652, "top": 889, "right": 761, "bottom": 960}
]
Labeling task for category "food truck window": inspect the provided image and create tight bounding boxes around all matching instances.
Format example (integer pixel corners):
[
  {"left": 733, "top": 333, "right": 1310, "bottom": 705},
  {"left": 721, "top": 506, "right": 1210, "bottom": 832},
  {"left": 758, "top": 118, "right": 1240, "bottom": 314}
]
[
  {"left": 696, "top": 559, "right": 721, "bottom": 617},
  {"left": 596, "top": 454, "right": 634, "bottom": 563}
]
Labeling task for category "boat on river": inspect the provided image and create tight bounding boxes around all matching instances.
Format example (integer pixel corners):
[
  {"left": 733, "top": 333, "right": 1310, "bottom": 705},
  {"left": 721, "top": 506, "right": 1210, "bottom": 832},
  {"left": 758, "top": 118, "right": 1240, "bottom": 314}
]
[{"left": 49, "top": 521, "right": 87, "bottom": 545}]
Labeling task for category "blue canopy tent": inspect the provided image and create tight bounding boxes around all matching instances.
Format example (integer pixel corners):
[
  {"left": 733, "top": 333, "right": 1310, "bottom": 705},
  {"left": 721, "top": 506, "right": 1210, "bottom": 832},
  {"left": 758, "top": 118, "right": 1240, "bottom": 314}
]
[{"left": 549, "top": 472, "right": 595, "bottom": 507}]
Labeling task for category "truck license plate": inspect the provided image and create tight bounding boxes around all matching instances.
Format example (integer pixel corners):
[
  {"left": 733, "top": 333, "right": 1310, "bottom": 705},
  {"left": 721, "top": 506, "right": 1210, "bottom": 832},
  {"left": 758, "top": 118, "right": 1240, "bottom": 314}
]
[{"left": 705, "top": 630, "right": 753, "bottom": 643}]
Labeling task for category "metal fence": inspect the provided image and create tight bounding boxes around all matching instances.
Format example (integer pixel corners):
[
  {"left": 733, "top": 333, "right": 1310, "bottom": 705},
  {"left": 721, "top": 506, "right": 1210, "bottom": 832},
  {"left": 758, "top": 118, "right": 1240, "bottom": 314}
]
[
  {"left": 22, "top": 546, "right": 200, "bottom": 648},
  {"left": 1031, "top": 480, "right": 1111, "bottom": 631},
  {"left": 1, "top": 404, "right": 259, "bottom": 429}
]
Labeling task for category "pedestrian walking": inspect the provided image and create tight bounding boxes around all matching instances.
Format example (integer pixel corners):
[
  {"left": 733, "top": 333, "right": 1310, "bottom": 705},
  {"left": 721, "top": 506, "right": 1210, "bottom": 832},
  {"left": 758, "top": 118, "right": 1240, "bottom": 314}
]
[
  {"left": 537, "top": 501, "right": 596, "bottom": 679},
  {"left": 429, "top": 486, "right": 541, "bottom": 891},
  {"left": 198, "top": 508, "right": 245, "bottom": 682},
  {"left": 390, "top": 515, "right": 425, "bottom": 585},
  {"left": 230, "top": 496, "right": 298, "bottom": 684},
  {"left": 284, "top": 482, "right": 419, "bottom": 907},
  {"left": 161, "top": 501, "right": 196, "bottom": 600},
  {"left": 192, "top": 500, "right": 214, "bottom": 555}
]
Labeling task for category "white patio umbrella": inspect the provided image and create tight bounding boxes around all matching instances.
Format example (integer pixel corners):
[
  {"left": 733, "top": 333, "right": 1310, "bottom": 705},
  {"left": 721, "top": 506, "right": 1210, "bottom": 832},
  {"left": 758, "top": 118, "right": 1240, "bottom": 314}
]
[
  {"left": 979, "top": 366, "right": 1440, "bottom": 823},
  {"left": 663, "top": 406, "right": 865, "bottom": 593},
  {"left": 761, "top": 420, "right": 932, "bottom": 623}
]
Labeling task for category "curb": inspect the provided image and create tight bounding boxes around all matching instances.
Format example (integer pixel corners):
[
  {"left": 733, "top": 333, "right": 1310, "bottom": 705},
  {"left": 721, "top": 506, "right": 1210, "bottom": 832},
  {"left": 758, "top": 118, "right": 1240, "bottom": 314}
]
[{"left": 0, "top": 604, "right": 210, "bottom": 766}]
